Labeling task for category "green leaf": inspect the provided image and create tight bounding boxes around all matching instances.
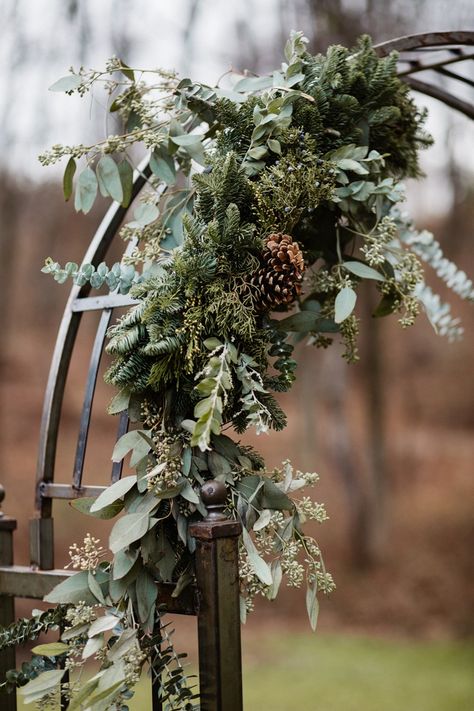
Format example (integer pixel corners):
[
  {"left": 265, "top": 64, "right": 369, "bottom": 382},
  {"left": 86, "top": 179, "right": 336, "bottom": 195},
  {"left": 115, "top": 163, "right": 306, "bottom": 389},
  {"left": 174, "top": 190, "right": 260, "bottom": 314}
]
[
  {"left": 306, "top": 582, "right": 319, "bottom": 631},
  {"left": 150, "top": 147, "right": 176, "bottom": 186},
  {"left": 180, "top": 479, "right": 200, "bottom": 504},
  {"left": 113, "top": 547, "right": 139, "bottom": 579},
  {"left": 44, "top": 571, "right": 94, "bottom": 604},
  {"left": 267, "top": 138, "right": 281, "bottom": 154},
  {"left": 248, "top": 146, "right": 268, "bottom": 160},
  {"left": 74, "top": 167, "right": 98, "bottom": 214},
  {"left": 262, "top": 479, "right": 293, "bottom": 510},
  {"left": 107, "top": 388, "right": 131, "bottom": 415},
  {"left": 112, "top": 430, "right": 149, "bottom": 463},
  {"left": 19, "top": 669, "right": 65, "bottom": 701},
  {"left": 233, "top": 75, "right": 273, "bottom": 92},
  {"left": 96, "top": 156, "right": 123, "bottom": 203},
  {"left": 31, "top": 642, "right": 69, "bottom": 657},
  {"left": 67, "top": 677, "right": 101, "bottom": 710},
  {"left": 109, "top": 512, "right": 150, "bottom": 553},
  {"left": 82, "top": 634, "right": 104, "bottom": 660},
  {"left": 117, "top": 159, "right": 133, "bottom": 207},
  {"left": 343, "top": 261, "right": 384, "bottom": 281},
  {"left": 208, "top": 450, "right": 232, "bottom": 479},
  {"left": 88, "top": 569, "right": 106, "bottom": 604},
  {"left": 119, "top": 61, "right": 135, "bottom": 81},
  {"left": 337, "top": 158, "right": 369, "bottom": 174},
  {"left": 203, "top": 337, "right": 222, "bottom": 350},
  {"left": 242, "top": 528, "right": 272, "bottom": 585},
  {"left": 334, "top": 286, "right": 357, "bottom": 324},
  {"left": 136, "top": 569, "right": 158, "bottom": 623},
  {"left": 267, "top": 560, "right": 283, "bottom": 600},
  {"left": 90, "top": 476, "right": 137, "bottom": 513},
  {"left": 88, "top": 615, "right": 120, "bottom": 637},
  {"left": 170, "top": 133, "right": 204, "bottom": 147},
  {"left": 253, "top": 509, "right": 271, "bottom": 531},
  {"left": 69, "top": 496, "right": 124, "bottom": 520},
  {"left": 63, "top": 157, "right": 76, "bottom": 201},
  {"left": 49, "top": 74, "right": 82, "bottom": 92},
  {"left": 277, "top": 311, "right": 321, "bottom": 333},
  {"left": 171, "top": 134, "right": 206, "bottom": 165},
  {"left": 131, "top": 203, "right": 159, "bottom": 227}
]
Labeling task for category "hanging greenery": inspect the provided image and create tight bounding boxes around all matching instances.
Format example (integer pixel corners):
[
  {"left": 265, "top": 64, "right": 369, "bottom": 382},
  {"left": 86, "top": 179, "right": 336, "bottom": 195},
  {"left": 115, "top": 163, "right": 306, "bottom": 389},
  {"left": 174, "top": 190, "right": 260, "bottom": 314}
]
[{"left": 3, "top": 31, "right": 472, "bottom": 710}]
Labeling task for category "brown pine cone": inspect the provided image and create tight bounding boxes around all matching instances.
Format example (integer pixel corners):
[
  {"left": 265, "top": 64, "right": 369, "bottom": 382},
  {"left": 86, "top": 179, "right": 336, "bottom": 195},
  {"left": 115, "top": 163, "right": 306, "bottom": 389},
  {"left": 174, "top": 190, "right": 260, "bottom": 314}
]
[{"left": 251, "top": 233, "right": 305, "bottom": 310}]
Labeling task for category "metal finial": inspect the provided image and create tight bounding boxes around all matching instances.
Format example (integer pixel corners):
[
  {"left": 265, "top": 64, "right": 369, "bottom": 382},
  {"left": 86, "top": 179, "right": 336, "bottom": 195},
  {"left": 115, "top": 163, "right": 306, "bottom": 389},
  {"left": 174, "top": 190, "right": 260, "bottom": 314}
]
[{"left": 201, "top": 479, "right": 227, "bottom": 521}]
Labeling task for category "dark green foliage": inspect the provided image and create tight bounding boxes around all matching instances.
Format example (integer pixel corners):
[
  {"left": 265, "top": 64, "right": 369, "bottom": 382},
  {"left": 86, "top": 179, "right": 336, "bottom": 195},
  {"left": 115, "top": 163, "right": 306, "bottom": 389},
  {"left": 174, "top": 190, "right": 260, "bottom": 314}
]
[
  {"left": 0, "top": 606, "right": 67, "bottom": 651},
  {"left": 295, "top": 36, "right": 432, "bottom": 177}
]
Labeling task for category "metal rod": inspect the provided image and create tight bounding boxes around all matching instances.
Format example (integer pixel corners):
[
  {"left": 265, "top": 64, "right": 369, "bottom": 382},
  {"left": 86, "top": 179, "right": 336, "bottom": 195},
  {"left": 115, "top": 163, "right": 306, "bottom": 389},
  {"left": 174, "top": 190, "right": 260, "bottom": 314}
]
[
  {"left": 397, "top": 51, "right": 474, "bottom": 77},
  {"left": 72, "top": 309, "right": 112, "bottom": 490},
  {"left": 404, "top": 75, "right": 474, "bottom": 120},
  {"left": 39, "top": 483, "right": 107, "bottom": 499},
  {"left": 71, "top": 294, "right": 139, "bottom": 313},
  {"left": 436, "top": 66, "right": 474, "bottom": 89}
]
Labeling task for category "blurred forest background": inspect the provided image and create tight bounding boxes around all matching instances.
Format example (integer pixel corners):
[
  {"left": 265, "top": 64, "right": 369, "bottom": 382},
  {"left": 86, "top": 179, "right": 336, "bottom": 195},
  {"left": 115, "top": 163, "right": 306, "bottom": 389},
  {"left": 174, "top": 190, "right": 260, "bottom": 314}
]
[{"left": 0, "top": 1, "right": 473, "bottom": 707}]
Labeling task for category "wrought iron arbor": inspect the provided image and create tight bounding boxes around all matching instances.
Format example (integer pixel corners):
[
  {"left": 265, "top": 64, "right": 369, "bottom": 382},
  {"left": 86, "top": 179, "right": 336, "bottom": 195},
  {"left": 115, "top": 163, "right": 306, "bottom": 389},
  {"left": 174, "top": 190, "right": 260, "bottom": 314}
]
[{"left": 0, "top": 30, "right": 472, "bottom": 711}]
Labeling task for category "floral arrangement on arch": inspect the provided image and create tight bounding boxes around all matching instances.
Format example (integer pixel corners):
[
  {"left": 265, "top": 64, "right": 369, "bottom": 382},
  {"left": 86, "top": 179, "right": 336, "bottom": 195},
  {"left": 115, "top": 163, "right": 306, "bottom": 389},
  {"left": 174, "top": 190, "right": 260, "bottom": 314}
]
[{"left": 1, "top": 31, "right": 472, "bottom": 710}]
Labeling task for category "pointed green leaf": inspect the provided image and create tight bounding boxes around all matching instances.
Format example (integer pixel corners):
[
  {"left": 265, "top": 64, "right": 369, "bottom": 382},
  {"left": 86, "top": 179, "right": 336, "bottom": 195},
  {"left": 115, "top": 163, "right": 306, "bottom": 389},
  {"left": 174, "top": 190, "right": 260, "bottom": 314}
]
[
  {"left": 109, "top": 513, "right": 150, "bottom": 553},
  {"left": 82, "top": 634, "right": 104, "bottom": 659},
  {"left": 334, "top": 286, "right": 357, "bottom": 324},
  {"left": 49, "top": 74, "right": 82, "bottom": 92},
  {"left": 131, "top": 203, "right": 159, "bottom": 227},
  {"left": 242, "top": 528, "right": 272, "bottom": 585},
  {"left": 88, "top": 615, "right": 120, "bottom": 637},
  {"left": 90, "top": 476, "right": 137, "bottom": 513},
  {"left": 19, "top": 669, "right": 65, "bottom": 700},
  {"left": 96, "top": 156, "right": 123, "bottom": 203},
  {"left": 107, "top": 388, "right": 131, "bottom": 415},
  {"left": 69, "top": 496, "right": 124, "bottom": 520},
  {"left": 306, "top": 582, "right": 320, "bottom": 631},
  {"left": 113, "top": 547, "right": 139, "bottom": 579},
  {"left": 31, "top": 642, "right": 69, "bottom": 657},
  {"left": 74, "top": 167, "right": 98, "bottom": 214},
  {"left": 150, "top": 148, "right": 176, "bottom": 186},
  {"left": 63, "top": 157, "right": 76, "bottom": 201},
  {"left": 117, "top": 159, "right": 133, "bottom": 207},
  {"left": 119, "top": 61, "right": 135, "bottom": 81},
  {"left": 343, "top": 261, "right": 384, "bottom": 281},
  {"left": 136, "top": 569, "right": 157, "bottom": 623}
]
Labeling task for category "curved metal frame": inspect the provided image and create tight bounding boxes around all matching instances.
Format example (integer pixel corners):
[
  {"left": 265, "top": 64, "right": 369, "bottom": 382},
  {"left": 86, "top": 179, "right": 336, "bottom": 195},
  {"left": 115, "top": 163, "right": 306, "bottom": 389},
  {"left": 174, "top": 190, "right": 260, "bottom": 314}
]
[{"left": 376, "top": 31, "right": 474, "bottom": 120}]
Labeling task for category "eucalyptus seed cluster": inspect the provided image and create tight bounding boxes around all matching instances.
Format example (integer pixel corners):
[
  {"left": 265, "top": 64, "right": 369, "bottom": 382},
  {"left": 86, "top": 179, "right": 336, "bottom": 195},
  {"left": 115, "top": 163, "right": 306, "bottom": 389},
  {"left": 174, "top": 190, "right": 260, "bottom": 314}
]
[
  {"left": 66, "top": 534, "right": 105, "bottom": 571},
  {"left": 65, "top": 602, "right": 96, "bottom": 628},
  {"left": 362, "top": 215, "right": 398, "bottom": 266},
  {"left": 123, "top": 647, "right": 147, "bottom": 686},
  {"left": 146, "top": 432, "right": 183, "bottom": 494}
]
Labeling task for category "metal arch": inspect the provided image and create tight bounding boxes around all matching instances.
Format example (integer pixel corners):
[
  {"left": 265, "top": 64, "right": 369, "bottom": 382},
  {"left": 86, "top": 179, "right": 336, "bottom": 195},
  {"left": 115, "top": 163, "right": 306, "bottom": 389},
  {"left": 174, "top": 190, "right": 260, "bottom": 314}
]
[
  {"left": 34, "top": 161, "right": 149, "bottom": 518},
  {"left": 375, "top": 31, "right": 474, "bottom": 120},
  {"left": 374, "top": 30, "right": 474, "bottom": 55}
]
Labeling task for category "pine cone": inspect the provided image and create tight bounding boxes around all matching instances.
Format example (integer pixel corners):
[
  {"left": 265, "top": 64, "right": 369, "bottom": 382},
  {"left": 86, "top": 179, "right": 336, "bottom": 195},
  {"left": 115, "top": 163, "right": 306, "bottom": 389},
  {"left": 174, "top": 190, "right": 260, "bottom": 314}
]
[{"left": 251, "top": 233, "right": 305, "bottom": 309}]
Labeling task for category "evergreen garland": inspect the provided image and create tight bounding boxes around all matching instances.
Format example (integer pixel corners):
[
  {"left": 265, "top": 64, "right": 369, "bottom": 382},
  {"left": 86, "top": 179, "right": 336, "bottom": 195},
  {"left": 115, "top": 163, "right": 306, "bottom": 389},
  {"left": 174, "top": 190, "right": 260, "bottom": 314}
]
[{"left": 3, "top": 31, "right": 471, "bottom": 710}]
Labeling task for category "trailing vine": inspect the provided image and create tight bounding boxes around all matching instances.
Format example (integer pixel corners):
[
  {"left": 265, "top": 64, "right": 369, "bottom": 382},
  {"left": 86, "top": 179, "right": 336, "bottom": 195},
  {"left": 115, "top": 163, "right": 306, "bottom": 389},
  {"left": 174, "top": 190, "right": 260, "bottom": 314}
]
[{"left": 2, "top": 31, "right": 472, "bottom": 710}]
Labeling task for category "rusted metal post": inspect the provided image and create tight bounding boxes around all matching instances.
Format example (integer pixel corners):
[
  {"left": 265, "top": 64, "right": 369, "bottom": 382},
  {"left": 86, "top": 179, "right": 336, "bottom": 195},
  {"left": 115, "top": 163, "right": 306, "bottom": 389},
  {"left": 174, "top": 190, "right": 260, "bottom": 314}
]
[
  {"left": 189, "top": 480, "right": 243, "bottom": 711},
  {"left": 0, "top": 485, "right": 18, "bottom": 711}
]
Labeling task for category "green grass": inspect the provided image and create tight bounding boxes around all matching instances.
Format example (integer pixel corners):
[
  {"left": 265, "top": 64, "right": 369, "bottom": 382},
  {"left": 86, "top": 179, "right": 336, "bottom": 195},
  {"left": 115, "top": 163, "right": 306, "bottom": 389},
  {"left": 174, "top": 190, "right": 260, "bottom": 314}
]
[{"left": 17, "top": 633, "right": 474, "bottom": 710}]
